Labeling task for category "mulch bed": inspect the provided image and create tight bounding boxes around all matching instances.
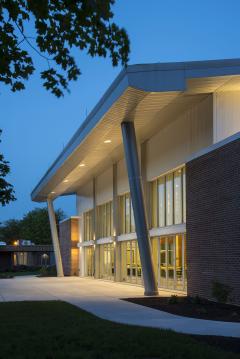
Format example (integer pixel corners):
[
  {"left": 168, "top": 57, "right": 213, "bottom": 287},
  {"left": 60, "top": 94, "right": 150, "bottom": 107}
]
[
  {"left": 123, "top": 296, "right": 240, "bottom": 322},
  {"left": 123, "top": 296, "right": 240, "bottom": 354}
]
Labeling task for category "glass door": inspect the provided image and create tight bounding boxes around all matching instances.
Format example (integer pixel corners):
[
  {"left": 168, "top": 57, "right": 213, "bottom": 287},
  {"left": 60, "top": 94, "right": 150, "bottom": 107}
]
[
  {"left": 121, "top": 240, "right": 142, "bottom": 285},
  {"left": 158, "top": 234, "right": 186, "bottom": 291},
  {"left": 85, "top": 246, "right": 94, "bottom": 277},
  {"left": 101, "top": 243, "right": 114, "bottom": 280}
]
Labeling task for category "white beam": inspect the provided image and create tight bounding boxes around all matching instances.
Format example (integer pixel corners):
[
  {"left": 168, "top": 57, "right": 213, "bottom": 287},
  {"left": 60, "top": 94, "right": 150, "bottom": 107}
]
[{"left": 47, "top": 198, "right": 64, "bottom": 277}]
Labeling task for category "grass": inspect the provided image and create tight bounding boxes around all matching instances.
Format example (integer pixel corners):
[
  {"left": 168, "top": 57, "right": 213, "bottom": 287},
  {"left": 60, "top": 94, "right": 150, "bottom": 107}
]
[{"left": 0, "top": 301, "right": 239, "bottom": 359}]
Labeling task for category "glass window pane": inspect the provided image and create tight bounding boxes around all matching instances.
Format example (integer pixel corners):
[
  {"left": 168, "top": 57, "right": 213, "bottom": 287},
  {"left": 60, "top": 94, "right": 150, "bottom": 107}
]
[
  {"left": 158, "top": 177, "right": 165, "bottom": 227},
  {"left": 174, "top": 169, "right": 182, "bottom": 224},
  {"left": 119, "top": 196, "right": 125, "bottom": 234},
  {"left": 166, "top": 173, "right": 173, "bottom": 226},
  {"left": 183, "top": 167, "right": 186, "bottom": 223},
  {"left": 130, "top": 200, "right": 135, "bottom": 233},
  {"left": 125, "top": 194, "right": 130, "bottom": 233},
  {"left": 126, "top": 241, "right": 131, "bottom": 281},
  {"left": 151, "top": 181, "right": 158, "bottom": 228},
  {"left": 110, "top": 202, "right": 113, "bottom": 236},
  {"left": 106, "top": 202, "right": 110, "bottom": 236}
]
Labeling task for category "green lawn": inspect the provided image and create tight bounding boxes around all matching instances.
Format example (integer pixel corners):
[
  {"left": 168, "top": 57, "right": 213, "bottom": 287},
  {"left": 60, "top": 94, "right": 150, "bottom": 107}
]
[{"left": 0, "top": 301, "right": 238, "bottom": 359}]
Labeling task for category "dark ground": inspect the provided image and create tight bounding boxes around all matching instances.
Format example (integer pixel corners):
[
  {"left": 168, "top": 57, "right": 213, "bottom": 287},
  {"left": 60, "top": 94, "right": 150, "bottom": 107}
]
[
  {"left": 123, "top": 296, "right": 240, "bottom": 354},
  {"left": 0, "top": 301, "right": 239, "bottom": 358}
]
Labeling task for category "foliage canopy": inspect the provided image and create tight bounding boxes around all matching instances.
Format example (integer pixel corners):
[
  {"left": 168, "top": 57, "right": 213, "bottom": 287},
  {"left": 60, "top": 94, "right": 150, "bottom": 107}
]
[
  {"left": 0, "top": 130, "right": 16, "bottom": 207},
  {"left": 0, "top": 0, "right": 130, "bottom": 97},
  {"left": 0, "top": 207, "right": 65, "bottom": 244}
]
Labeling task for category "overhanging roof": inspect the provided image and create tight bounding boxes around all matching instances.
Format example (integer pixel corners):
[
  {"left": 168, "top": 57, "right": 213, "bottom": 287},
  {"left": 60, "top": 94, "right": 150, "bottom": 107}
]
[{"left": 31, "top": 58, "right": 240, "bottom": 202}]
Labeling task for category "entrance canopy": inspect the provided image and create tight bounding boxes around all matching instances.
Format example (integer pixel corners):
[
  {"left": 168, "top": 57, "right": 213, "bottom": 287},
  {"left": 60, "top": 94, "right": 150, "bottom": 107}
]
[{"left": 31, "top": 59, "right": 240, "bottom": 202}]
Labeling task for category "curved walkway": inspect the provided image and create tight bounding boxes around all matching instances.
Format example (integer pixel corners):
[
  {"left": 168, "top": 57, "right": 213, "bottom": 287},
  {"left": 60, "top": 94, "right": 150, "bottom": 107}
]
[{"left": 0, "top": 276, "right": 240, "bottom": 338}]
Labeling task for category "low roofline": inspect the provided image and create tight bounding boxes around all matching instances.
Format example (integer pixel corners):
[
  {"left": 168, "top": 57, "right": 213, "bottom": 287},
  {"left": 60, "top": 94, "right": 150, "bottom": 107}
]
[{"left": 31, "top": 58, "right": 240, "bottom": 202}]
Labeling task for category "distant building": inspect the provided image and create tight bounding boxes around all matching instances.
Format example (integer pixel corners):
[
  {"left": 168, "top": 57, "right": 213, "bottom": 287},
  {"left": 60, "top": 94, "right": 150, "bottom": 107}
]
[{"left": 0, "top": 244, "right": 55, "bottom": 270}]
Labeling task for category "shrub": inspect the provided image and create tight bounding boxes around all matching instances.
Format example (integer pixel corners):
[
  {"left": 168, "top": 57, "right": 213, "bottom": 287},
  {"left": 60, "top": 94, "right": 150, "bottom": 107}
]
[
  {"left": 39, "top": 265, "right": 57, "bottom": 277},
  {"left": 12, "top": 265, "right": 40, "bottom": 272},
  {"left": 168, "top": 295, "right": 178, "bottom": 304},
  {"left": 188, "top": 295, "right": 204, "bottom": 305},
  {"left": 211, "top": 280, "right": 232, "bottom": 303}
]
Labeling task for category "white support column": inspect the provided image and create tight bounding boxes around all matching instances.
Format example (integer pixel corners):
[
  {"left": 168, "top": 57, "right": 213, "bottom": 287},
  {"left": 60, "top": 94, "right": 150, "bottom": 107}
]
[{"left": 47, "top": 198, "right": 64, "bottom": 277}]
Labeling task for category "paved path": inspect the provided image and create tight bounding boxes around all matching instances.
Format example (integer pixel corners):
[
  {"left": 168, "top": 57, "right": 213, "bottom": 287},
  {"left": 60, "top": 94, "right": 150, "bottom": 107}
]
[{"left": 0, "top": 276, "right": 240, "bottom": 337}]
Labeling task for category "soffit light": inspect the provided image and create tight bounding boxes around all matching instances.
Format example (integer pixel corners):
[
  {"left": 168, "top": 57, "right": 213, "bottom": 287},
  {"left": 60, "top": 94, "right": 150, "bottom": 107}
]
[
  {"left": 79, "top": 163, "right": 86, "bottom": 167},
  {"left": 51, "top": 191, "right": 56, "bottom": 194},
  {"left": 104, "top": 139, "right": 111, "bottom": 144},
  {"left": 63, "top": 179, "right": 69, "bottom": 183}
]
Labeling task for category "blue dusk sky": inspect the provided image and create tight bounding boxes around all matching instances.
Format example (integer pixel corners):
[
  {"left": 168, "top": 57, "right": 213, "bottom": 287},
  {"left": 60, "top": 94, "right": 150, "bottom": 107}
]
[{"left": 1, "top": 0, "right": 240, "bottom": 221}]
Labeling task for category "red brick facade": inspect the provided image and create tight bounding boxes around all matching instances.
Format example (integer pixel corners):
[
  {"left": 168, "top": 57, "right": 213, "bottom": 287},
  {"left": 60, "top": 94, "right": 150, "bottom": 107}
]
[{"left": 186, "top": 137, "right": 240, "bottom": 304}]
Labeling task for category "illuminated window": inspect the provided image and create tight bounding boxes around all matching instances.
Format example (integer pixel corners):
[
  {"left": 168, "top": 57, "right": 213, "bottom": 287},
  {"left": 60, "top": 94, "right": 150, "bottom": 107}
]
[
  {"left": 166, "top": 173, "right": 173, "bottom": 226},
  {"left": 119, "top": 193, "right": 135, "bottom": 234},
  {"left": 174, "top": 169, "right": 182, "bottom": 224},
  {"left": 83, "top": 209, "right": 94, "bottom": 241},
  {"left": 120, "top": 240, "right": 142, "bottom": 284},
  {"left": 151, "top": 234, "right": 187, "bottom": 291},
  {"left": 151, "top": 166, "right": 186, "bottom": 228},
  {"left": 100, "top": 243, "right": 114, "bottom": 280},
  {"left": 97, "top": 201, "right": 113, "bottom": 238},
  {"left": 85, "top": 246, "right": 94, "bottom": 276}
]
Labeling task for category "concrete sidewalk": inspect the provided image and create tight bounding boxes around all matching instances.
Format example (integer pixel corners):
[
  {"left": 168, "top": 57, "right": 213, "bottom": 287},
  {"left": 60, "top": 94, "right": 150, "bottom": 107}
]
[{"left": 0, "top": 276, "right": 240, "bottom": 338}]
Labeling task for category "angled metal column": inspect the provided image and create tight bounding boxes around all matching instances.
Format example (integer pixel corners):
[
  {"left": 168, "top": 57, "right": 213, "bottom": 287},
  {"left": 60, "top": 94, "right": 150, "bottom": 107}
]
[
  {"left": 121, "top": 121, "right": 158, "bottom": 296},
  {"left": 47, "top": 198, "right": 64, "bottom": 277}
]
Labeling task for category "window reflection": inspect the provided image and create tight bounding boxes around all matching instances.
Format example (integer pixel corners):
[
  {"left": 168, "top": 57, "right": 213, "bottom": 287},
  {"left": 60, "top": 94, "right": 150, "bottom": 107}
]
[{"left": 151, "top": 166, "right": 186, "bottom": 228}]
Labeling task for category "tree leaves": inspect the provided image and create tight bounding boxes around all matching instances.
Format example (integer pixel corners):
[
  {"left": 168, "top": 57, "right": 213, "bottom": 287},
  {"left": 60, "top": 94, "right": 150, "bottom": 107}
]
[
  {"left": 0, "top": 130, "right": 16, "bottom": 206},
  {"left": 0, "top": 0, "right": 130, "bottom": 97},
  {"left": 20, "top": 207, "right": 65, "bottom": 244},
  {"left": 0, "top": 207, "right": 65, "bottom": 244}
]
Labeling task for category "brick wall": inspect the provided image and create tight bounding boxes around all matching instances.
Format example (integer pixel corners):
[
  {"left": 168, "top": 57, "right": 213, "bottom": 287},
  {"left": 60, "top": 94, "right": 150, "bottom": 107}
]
[
  {"left": 186, "top": 137, "right": 240, "bottom": 304},
  {"left": 59, "top": 218, "right": 79, "bottom": 276}
]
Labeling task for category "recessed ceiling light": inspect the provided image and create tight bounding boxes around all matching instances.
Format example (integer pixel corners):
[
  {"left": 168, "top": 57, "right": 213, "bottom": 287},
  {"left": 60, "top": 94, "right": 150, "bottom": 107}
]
[
  {"left": 79, "top": 163, "right": 86, "bottom": 167},
  {"left": 104, "top": 139, "right": 111, "bottom": 144},
  {"left": 63, "top": 179, "right": 69, "bottom": 183},
  {"left": 51, "top": 191, "right": 56, "bottom": 194}
]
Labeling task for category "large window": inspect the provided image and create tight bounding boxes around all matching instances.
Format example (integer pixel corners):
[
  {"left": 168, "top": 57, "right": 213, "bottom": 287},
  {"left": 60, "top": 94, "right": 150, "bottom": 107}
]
[
  {"left": 151, "top": 167, "right": 186, "bottom": 228},
  {"left": 83, "top": 209, "right": 94, "bottom": 241},
  {"left": 119, "top": 193, "right": 135, "bottom": 234},
  {"left": 97, "top": 201, "right": 113, "bottom": 238}
]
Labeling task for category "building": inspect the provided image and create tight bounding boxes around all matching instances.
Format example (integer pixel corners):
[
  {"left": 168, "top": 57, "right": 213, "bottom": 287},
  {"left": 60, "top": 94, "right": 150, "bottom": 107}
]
[
  {"left": 32, "top": 59, "right": 240, "bottom": 303},
  {"left": 0, "top": 244, "right": 55, "bottom": 270}
]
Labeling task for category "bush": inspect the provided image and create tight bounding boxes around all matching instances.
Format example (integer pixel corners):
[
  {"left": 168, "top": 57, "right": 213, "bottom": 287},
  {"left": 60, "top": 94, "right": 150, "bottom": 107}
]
[
  {"left": 12, "top": 265, "right": 40, "bottom": 272},
  {"left": 39, "top": 265, "right": 57, "bottom": 277},
  {"left": 211, "top": 280, "right": 232, "bottom": 303},
  {"left": 168, "top": 295, "right": 178, "bottom": 304},
  {"left": 188, "top": 295, "right": 204, "bottom": 305}
]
